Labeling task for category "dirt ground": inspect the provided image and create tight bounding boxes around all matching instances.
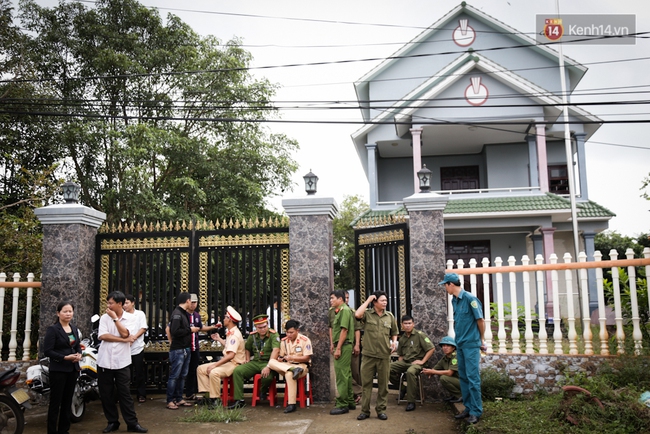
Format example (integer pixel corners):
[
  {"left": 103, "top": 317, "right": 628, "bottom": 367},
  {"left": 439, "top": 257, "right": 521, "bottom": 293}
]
[{"left": 23, "top": 389, "right": 463, "bottom": 434}]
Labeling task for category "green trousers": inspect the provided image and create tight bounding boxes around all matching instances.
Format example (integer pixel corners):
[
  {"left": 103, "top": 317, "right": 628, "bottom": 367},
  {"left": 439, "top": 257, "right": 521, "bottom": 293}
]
[
  {"left": 232, "top": 360, "right": 274, "bottom": 400},
  {"left": 440, "top": 374, "right": 462, "bottom": 399},
  {"left": 360, "top": 354, "right": 390, "bottom": 415},
  {"left": 334, "top": 344, "right": 354, "bottom": 408},
  {"left": 389, "top": 361, "right": 423, "bottom": 403}
]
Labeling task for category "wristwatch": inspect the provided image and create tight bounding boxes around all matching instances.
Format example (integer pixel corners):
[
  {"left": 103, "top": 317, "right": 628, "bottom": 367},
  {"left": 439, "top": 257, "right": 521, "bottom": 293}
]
[{"left": 113, "top": 318, "right": 118, "bottom": 323}]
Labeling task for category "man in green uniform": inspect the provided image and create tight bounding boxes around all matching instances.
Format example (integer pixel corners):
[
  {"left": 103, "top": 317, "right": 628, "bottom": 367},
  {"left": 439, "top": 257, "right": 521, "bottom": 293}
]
[
  {"left": 355, "top": 291, "right": 398, "bottom": 421},
  {"left": 329, "top": 290, "right": 355, "bottom": 415},
  {"left": 423, "top": 336, "right": 462, "bottom": 402},
  {"left": 389, "top": 315, "right": 435, "bottom": 411},
  {"left": 328, "top": 292, "right": 362, "bottom": 403},
  {"left": 227, "top": 313, "right": 280, "bottom": 409}
]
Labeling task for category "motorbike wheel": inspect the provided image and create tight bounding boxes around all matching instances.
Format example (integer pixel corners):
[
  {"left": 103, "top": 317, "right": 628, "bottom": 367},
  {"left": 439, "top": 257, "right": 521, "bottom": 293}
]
[
  {"left": 69, "top": 382, "right": 85, "bottom": 423},
  {"left": 0, "top": 395, "right": 24, "bottom": 434}
]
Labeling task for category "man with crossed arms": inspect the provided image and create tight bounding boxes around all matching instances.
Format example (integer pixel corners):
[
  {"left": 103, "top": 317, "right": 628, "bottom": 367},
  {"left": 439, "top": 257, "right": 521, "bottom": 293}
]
[
  {"left": 267, "top": 319, "right": 312, "bottom": 413},
  {"left": 196, "top": 306, "right": 245, "bottom": 407}
]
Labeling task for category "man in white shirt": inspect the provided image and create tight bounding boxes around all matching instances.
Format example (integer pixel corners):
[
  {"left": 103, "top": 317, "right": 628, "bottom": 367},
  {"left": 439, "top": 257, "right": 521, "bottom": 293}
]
[
  {"left": 124, "top": 294, "right": 148, "bottom": 403},
  {"left": 97, "top": 291, "right": 148, "bottom": 433}
]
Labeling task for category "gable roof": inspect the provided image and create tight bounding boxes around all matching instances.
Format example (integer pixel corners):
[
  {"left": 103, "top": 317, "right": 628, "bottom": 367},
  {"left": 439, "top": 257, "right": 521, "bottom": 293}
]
[{"left": 354, "top": 2, "right": 587, "bottom": 106}]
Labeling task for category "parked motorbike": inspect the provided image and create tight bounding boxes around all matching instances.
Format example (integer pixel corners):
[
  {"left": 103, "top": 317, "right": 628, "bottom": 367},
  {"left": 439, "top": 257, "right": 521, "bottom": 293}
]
[
  {"left": 25, "top": 314, "right": 101, "bottom": 423},
  {"left": 70, "top": 314, "right": 101, "bottom": 422},
  {"left": 0, "top": 367, "right": 31, "bottom": 434}
]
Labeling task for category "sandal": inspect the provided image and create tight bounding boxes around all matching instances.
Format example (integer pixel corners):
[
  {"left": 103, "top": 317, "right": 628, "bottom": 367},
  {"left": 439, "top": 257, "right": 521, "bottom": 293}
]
[
  {"left": 138, "top": 396, "right": 146, "bottom": 403},
  {"left": 166, "top": 402, "right": 179, "bottom": 410},
  {"left": 176, "top": 400, "right": 192, "bottom": 407}
]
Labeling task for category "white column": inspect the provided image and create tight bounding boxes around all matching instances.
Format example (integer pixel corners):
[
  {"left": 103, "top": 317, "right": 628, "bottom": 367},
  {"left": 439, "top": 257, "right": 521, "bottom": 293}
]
[
  {"left": 536, "top": 124, "right": 549, "bottom": 193},
  {"left": 366, "top": 143, "right": 378, "bottom": 208},
  {"left": 410, "top": 128, "right": 423, "bottom": 193}
]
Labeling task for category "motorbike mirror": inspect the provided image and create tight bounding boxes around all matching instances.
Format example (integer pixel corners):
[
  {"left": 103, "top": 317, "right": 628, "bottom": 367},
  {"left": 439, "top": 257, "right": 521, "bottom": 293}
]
[{"left": 91, "top": 314, "right": 101, "bottom": 323}]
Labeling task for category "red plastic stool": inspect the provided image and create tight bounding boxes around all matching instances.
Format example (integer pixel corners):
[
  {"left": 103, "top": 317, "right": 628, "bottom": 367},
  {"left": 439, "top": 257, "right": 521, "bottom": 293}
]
[
  {"left": 221, "top": 375, "right": 235, "bottom": 407},
  {"left": 251, "top": 374, "right": 276, "bottom": 407},
  {"left": 283, "top": 373, "right": 313, "bottom": 408}
]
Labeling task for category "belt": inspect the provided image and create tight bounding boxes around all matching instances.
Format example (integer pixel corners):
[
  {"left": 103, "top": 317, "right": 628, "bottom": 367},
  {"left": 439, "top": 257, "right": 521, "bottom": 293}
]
[{"left": 334, "top": 341, "right": 352, "bottom": 346}]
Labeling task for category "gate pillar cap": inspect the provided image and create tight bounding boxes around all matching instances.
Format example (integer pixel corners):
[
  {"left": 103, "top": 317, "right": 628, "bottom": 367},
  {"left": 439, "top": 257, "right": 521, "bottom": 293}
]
[
  {"left": 34, "top": 204, "right": 107, "bottom": 228},
  {"left": 282, "top": 197, "right": 338, "bottom": 219},
  {"left": 403, "top": 192, "right": 449, "bottom": 212}
]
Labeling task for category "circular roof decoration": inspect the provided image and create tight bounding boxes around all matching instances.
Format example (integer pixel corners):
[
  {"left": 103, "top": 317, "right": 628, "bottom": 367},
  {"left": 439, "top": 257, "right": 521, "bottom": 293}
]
[
  {"left": 465, "top": 76, "right": 488, "bottom": 106},
  {"left": 452, "top": 19, "right": 476, "bottom": 47}
]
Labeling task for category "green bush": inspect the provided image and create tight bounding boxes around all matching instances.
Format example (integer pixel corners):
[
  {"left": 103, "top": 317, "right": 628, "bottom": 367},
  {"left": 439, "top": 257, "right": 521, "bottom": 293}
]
[{"left": 480, "top": 367, "right": 515, "bottom": 401}]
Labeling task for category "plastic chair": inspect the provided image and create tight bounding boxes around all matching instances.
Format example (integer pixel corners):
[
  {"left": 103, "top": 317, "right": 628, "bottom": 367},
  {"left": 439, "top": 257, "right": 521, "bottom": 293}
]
[
  {"left": 221, "top": 375, "right": 235, "bottom": 407},
  {"left": 251, "top": 373, "right": 277, "bottom": 407},
  {"left": 283, "top": 372, "right": 313, "bottom": 408},
  {"left": 397, "top": 371, "right": 425, "bottom": 405}
]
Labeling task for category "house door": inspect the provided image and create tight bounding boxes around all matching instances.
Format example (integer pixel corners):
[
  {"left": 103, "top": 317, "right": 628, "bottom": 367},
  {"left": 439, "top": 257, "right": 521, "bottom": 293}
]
[{"left": 445, "top": 240, "right": 492, "bottom": 308}]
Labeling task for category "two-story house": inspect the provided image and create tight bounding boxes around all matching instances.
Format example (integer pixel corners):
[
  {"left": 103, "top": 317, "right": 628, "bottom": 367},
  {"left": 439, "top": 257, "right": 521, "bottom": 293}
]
[{"left": 351, "top": 2, "right": 614, "bottom": 315}]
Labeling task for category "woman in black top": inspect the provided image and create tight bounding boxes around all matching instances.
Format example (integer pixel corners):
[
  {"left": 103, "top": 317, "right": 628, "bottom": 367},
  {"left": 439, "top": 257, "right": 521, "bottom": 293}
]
[{"left": 43, "top": 301, "right": 82, "bottom": 434}]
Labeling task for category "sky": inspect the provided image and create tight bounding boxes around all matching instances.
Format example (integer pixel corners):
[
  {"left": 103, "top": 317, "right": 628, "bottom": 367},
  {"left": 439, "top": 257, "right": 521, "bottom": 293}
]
[{"left": 18, "top": 0, "right": 650, "bottom": 236}]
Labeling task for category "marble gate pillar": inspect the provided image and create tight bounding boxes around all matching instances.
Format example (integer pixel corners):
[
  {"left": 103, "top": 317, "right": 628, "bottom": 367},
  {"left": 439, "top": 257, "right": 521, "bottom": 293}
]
[
  {"left": 282, "top": 196, "right": 338, "bottom": 403},
  {"left": 34, "top": 194, "right": 106, "bottom": 353},
  {"left": 403, "top": 191, "right": 449, "bottom": 398}
]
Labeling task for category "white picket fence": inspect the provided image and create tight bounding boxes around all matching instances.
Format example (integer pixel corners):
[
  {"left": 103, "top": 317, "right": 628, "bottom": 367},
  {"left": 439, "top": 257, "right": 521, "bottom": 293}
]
[
  {"left": 0, "top": 272, "right": 40, "bottom": 361},
  {"left": 446, "top": 247, "right": 650, "bottom": 356}
]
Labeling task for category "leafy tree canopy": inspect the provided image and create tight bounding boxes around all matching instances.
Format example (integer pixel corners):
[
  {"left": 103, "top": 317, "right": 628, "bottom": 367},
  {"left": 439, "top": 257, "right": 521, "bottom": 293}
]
[
  {"left": 6, "top": 0, "right": 298, "bottom": 227},
  {"left": 333, "top": 195, "right": 369, "bottom": 290},
  {"left": 594, "top": 230, "right": 649, "bottom": 261}
]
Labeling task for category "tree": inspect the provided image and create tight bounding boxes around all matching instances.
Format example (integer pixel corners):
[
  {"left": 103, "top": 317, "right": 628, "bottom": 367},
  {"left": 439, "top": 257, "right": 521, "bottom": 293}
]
[
  {"left": 333, "top": 195, "right": 369, "bottom": 290},
  {"left": 595, "top": 230, "right": 648, "bottom": 261},
  {"left": 14, "top": 0, "right": 298, "bottom": 225}
]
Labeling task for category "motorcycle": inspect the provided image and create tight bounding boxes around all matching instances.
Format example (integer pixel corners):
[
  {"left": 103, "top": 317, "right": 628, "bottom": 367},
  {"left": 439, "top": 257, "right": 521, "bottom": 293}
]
[
  {"left": 0, "top": 367, "right": 31, "bottom": 434},
  {"left": 26, "top": 314, "right": 101, "bottom": 423},
  {"left": 70, "top": 314, "right": 101, "bottom": 422}
]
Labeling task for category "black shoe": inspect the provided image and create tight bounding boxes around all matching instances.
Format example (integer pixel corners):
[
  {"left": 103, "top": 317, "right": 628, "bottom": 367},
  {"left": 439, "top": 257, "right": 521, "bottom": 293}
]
[
  {"left": 330, "top": 407, "right": 349, "bottom": 415},
  {"left": 449, "top": 397, "right": 463, "bottom": 403},
  {"left": 357, "top": 413, "right": 370, "bottom": 420},
  {"left": 291, "top": 367, "right": 304, "bottom": 378},
  {"left": 260, "top": 392, "right": 268, "bottom": 401},
  {"left": 127, "top": 424, "right": 148, "bottom": 433},
  {"left": 348, "top": 403, "right": 356, "bottom": 410},
  {"left": 284, "top": 404, "right": 297, "bottom": 413},
  {"left": 467, "top": 415, "right": 480, "bottom": 424},
  {"left": 405, "top": 402, "right": 416, "bottom": 411},
  {"left": 103, "top": 422, "right": 120, "bottom": 433},
  {"left": 227, "top": 399, "right": 246, "bottom": 410},
  {"left": 196, "top": 396, "right": 214, "bottom": 406},
  {"left": 454, "top": 409, "right": 470, "bottom": 419},
  {"left": 378, "top": 413, "right": 388, "bottom": 420}
]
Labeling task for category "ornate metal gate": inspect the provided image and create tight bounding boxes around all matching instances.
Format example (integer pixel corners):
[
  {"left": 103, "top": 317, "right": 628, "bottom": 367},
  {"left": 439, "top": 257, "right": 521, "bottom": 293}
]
[
  {"left": 95, "top": 218, "right": 289, "bottom": 391},
  {"left": 354, "top": 216, "right": 410, "bottom": 320}
]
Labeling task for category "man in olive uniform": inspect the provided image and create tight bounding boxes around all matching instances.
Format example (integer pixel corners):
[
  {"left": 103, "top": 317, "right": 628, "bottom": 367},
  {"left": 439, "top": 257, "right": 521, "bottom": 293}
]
[
  {"left": 355, "top": 291, "right": 398, "bottom": 421},
  {"left": 329, "top": 290, "right": 355, "bottom": 415},
  {"left": 196, "top": 306, "right": 245, "bottom": 406},
  {"left": 328, "top": 292, "right": 362, "bottom": 403},
  {"left": 389, "top": 315, "right": 435, "bottom": 411},
  {"left": 227, "top": 313, "right": 280, "bottom": 409},
  {"left": 422, "top": 336, "right": 462, "bottom": 402},
  {"left": 267, "top": 319, "right": 312, "bottom": 413}
]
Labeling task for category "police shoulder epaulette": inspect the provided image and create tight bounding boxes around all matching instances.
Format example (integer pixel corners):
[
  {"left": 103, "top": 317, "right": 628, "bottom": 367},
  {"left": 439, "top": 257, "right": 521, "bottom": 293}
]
[
  {"left": 299, "top": 335, "right": 308, "bottom": 341},
  {"left": 281, "top": 336, "right": 288, "bottom": 341},
  {"left": 269, "top": 328, "right": 277, "bottom": 334},
  {"left": 250, "top": 330, "right": 259, "bottom": 335}
]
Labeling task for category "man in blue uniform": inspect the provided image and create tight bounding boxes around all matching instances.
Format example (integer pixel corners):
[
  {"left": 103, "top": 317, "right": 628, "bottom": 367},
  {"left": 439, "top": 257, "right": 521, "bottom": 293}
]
[{"left": 440, "top": 273, "right": 486, "bottom": 425}]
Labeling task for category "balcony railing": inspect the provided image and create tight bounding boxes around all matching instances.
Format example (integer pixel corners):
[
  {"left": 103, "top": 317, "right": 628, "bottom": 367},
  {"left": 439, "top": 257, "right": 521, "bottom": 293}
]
[
  {"left": 0, "top": 273, "right": 40, "bottom": 361},
  {"left": 446, "top": 247, "right": 650, "bottom": 356}
]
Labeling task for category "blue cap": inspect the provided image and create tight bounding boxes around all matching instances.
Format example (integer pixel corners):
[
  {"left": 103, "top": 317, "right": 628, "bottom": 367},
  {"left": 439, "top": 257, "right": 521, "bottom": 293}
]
[
  {"left": 439, "top": 336, "right": 457, "bottom": 347},
  {"left": 438, "top": 273, "right": 460, "bottom": 285}
]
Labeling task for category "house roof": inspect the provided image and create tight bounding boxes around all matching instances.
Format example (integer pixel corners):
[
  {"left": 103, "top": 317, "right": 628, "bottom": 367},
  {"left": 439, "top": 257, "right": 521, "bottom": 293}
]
[
  {"left": 354, "top": 2, "right": 587, "bottom": 104},
  {"left": 352, "top": 193, "right": 615, "bottom": 228}
]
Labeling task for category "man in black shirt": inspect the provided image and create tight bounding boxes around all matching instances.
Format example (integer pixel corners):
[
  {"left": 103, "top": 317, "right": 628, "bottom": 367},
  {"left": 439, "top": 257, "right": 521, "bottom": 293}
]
[{"left": 167, "top": 293, "right": 199, "bottom": 409}]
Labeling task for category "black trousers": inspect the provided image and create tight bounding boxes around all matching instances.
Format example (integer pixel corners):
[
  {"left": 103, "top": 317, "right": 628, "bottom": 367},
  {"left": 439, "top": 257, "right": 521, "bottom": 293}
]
[
  {"left": 184, "top": 350, "right": 201, "bottom": 397},
  {"left": 47, "top": 370, "right": 78, "bottom": 434},
  {"left": 98, "top": 365, "right": 139, "bottom": 427},
  {"left": 131, "top": 350, "right": 146, "bottom": 398}
]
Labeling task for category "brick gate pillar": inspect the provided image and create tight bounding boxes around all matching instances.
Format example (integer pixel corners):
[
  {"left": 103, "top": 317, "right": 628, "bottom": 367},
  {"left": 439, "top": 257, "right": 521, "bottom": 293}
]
[
  {"left": 282, "top": 196, "right": 338, "bottom": 403},
  {"left": 34, "top": 190, "right": 106, "bottom": 354},
  {"left": 403, "top": 191, "right": 449, "bottom": 398}
]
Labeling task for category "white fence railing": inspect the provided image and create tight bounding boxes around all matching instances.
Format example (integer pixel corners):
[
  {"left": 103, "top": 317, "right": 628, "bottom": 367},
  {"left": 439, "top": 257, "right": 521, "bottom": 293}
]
[
  {"left": 0, "top": 272, "right": 40, "bottom": 361},
  {"left": 446, "top": 248, "right": 650, "bottom": 356}
]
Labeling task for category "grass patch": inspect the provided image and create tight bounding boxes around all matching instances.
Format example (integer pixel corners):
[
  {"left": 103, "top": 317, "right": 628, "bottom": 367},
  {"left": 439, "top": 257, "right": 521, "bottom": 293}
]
[{"left": 178, "top": 405, "right": 247, "bottom": 423}]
